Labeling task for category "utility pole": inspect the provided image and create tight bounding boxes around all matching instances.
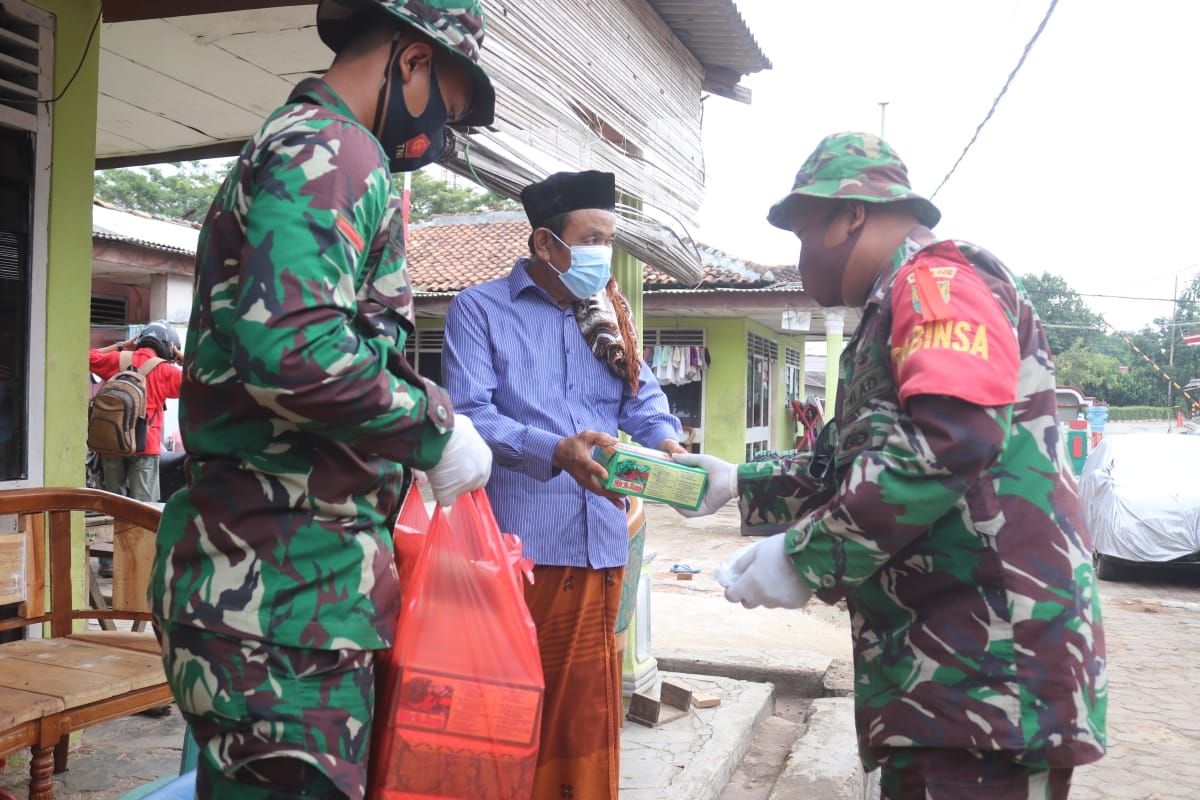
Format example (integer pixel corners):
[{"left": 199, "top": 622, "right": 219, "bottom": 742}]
[
  {"left": 1167, "top": 275, "right": 1179, "bottom": 411},
  {"left": 878, "top": 101, "right": 889, "bottom": 138}
]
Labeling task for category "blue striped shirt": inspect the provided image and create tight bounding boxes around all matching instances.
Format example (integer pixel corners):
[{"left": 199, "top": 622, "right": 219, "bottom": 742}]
[{"left": 443, "top": 259, "right": 681, "bottom": 568}]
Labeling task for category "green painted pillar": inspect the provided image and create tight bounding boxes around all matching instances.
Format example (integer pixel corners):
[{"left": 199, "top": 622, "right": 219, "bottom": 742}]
[
  {"left": 30, "top": 0, "right": 102, "bottom": 625},
  {"left": 823, "top": 310, "right": 845, "bottom": 419},
  {"left": 613, "top": 192, "right": 644, "bottom": 335},
  {"left": 612, "top": 246, "right": 644, "bottom": 335}
]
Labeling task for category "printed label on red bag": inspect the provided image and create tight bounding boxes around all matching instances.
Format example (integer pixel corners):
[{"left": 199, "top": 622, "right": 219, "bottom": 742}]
[{"left": 395, "top": 668, "right": 542, "bottom": 747}]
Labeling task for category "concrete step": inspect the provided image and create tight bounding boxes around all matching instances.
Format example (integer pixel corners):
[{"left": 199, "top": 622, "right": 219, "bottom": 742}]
[
  {"left": 717, "top": 714, "right": 802, "bottom": 800},
  {"left": 655, "top": 647, "right": 834, "bottom": 696},
  {"left": 620, "top": 672, "right": 775, "bottom": 800},
  {"left": 767, "top": 697, "right": 880, "bottom": 800}
]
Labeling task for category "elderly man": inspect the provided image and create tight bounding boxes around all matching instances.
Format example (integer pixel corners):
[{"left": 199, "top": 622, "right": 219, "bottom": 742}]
[
  {"left": 443, "top": 170, "right": 683, "bottom": 799},
  {"left": 678, "top": 133, "right": 1107, "bottom": 799},
  {"left": 150, "top": 2, "right": 496, "bottom": 797}
]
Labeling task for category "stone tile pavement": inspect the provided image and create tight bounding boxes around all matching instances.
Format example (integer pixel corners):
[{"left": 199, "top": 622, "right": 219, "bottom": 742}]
[{"left": 1070, "top": 569, "right": 1200, "bottom": 800}]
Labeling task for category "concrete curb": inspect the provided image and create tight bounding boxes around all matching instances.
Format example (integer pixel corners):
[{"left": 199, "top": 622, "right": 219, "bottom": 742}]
[
  {"left": 620, "top": 673, "right": 775, "bottom": 800},
  {"left": 822, "top": 657, "right": 855, "bottom": 697},
  {"left": 666, "top": 675, "right": 775, "bottom": 800},
  {"left": 654, "top": 648, "right": 833, "bottom": 696},
  {"left": 768, "top": 697, "right": 879, "bottom": 800}
]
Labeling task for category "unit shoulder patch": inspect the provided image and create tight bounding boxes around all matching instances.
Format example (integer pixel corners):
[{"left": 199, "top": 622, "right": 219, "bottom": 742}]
[{"left": 889, "top": 243, "right": 1019, "bottom": 408}]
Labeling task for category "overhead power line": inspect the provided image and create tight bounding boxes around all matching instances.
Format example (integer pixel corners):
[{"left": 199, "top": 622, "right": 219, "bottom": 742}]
[
  {"left": 930, "top": 0, "right": 1061, "bottom": 199},
  {"left": 1024, "top": 289, "right": 1184, "bottom": 303},
  {"left": 1043, "top": 322, "right": 1200, "bottom": 331}
]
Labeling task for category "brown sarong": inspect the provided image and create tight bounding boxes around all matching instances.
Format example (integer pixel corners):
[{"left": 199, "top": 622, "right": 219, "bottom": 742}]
[{"left": 524, "top": 565, "right": 624, "bottom": 800}]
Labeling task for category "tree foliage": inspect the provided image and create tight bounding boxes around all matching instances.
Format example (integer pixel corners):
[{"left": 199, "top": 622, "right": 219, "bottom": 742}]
[
  {"left": 95, "top": 161, "right": 516, "bottom": 225},
  {"left": 398, "top": 169, "right": 518, "bottom": 223},
  {"left": 94, "top": 160, "right": 229, "bottom": 221},
  {"left": 1020, "top": 272, "right": 1102, "bottom": 355},
  {"left": 1023, "top": 271, "right": 1200, "bottom": 409}
]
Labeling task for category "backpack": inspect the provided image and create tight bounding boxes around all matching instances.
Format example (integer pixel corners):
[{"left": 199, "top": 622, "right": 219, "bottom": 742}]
[{"left": 87, "top": 351, "right": 165, "bottom": 456}]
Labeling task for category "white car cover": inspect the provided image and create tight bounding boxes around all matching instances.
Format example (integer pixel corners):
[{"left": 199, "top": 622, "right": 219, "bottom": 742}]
[{"left": 1080, "top": 433, "right": 1200, "bottom": 562}]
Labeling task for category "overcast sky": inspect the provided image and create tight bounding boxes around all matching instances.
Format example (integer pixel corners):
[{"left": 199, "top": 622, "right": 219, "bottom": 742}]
[{"left": 695, "top": 0, "right": 1198, "bottom": 332}]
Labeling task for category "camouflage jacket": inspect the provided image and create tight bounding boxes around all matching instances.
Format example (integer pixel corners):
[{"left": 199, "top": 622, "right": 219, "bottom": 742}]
[
  {"left": 151, "top": 79, "right": 454, "bottom": 651},
  {"left": 740, "top": 235, "right": 1107, "bottom": 769}
]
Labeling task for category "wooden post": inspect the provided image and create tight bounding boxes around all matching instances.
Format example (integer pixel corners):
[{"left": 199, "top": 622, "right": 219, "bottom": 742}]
[
  {"left": 48, "top": 512, "right": 72, "bottom": 639},
  {"left": 20, "top": 513, "right": 45, "bottom": 620}
]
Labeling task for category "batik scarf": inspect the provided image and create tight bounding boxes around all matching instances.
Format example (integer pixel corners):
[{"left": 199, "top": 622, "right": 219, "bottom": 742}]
[{"left": 573, "top": 279, "right": 641, "bottom": 396}]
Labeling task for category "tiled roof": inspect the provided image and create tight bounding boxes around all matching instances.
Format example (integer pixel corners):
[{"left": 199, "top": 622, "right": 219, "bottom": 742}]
[
  {"left": 93, "top": 200, "right": 201, "bottom": 255},
  {"left": 643, "top": 263, "right": 756, "bottom": 287},
  {"left": 406, "top": 212, "right": 528, "bottom": 292},
  {"left": 406, "top": 212, "right": 787, "bottom": 293}
]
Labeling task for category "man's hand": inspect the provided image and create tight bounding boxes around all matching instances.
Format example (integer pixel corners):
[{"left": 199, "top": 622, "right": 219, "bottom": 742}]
[
  {"left": 671, "top": 452, "right": 738, "bottom": 517},
  {"left": 659, "top": 438, "right": 687, "bottom": 456},
  {"left": 716, "top": 533, "right": 813, "bottom": 609},
  {"left": 426, "top": 415, "right": 493, "bottom": 506},
  {"left": 121, "top": 339, "right": 137, "bottom": 351},
  {"left": 554, "top": 430, "right": 623, "bottom": 507}
]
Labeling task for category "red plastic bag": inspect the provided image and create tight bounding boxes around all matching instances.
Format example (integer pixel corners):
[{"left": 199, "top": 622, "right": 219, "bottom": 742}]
[
  {"left": 369, "top": 489, "right": 543, "bottom": 800},
  {"left": 392, "top": 483, "right": 431, "bottom": 590}
]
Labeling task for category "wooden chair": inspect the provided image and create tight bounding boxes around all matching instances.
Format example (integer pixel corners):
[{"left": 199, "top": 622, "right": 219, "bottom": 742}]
[{"left": 0, "top": 488, "right": 171, "bottom": 800}]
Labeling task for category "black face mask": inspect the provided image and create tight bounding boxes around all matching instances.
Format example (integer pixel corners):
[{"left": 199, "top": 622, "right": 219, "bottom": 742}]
[
  {"left": 373, "top": 39, "right": 448, "bottom": 173},
  {"left": 797, "top": 205, "right": 863, "bottom": 307}
]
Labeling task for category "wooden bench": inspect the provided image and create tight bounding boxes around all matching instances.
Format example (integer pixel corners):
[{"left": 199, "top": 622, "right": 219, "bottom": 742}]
[{"left": 0, "top": 488, "right": 170, "bottom": 800}]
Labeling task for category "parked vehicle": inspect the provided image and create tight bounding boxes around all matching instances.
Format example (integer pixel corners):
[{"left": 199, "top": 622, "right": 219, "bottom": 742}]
[
  {"left": 159, "top": 448, "right": 187, "bottom": 502},
  {"left": 85, "top": 446, "right": 187, "bottom": 504},
  {"left": 1079, "top": 433, "right": 1200, "bottom": 581}
]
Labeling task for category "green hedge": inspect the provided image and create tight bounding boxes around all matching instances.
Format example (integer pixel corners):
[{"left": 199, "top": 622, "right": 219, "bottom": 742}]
[{"left": 1106, "top": 406, "right": 1172, "bottom": 422}]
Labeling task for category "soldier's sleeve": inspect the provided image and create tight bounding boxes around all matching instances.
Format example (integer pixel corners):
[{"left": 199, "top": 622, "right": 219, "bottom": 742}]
[
  {"left": 230, "top": 119, "right": 451, "bottom": 468},
  {"left": 786, "top": 245, "right": 1020, "bottom": 602},
  {"left": 736, "top": 455, "right": 825, "bottom": 535},
  {"left": 737, "top": 422, "right": 837, "bottom": 534}
]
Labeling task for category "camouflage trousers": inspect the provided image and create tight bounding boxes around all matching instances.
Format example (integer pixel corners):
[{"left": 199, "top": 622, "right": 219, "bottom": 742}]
[
  {"left": 879, "top": 749, "right": 1073, "bottom": 800},
  {"left": 159, "top": 623, "right": 375, "bottom": 799}
]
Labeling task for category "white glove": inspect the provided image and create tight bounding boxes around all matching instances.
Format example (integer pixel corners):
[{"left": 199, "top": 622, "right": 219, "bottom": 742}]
[
  {"left": 715, "top": 533, "right": 813, "bottom": 609},
  {"left": 671, "top": 452, "right": 738, "bottom": 517},
  {"left": 425, "top": 414, "right": 493, "bottom": 506}
]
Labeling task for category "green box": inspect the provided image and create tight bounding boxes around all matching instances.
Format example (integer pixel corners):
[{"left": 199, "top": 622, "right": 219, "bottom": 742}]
[{"left": 592, "top": 443, "right": 708, "bottom": 511}]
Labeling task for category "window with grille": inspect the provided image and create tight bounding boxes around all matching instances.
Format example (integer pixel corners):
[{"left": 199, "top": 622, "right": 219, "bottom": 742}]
[
  {"left": 0, "top": 4, "right": 43, "bottom": 133},
  {"left": 404, "top": 328, "right": 445, "bottom": 387},
  {"left": 745, "top": 333, "right": 776, "bottom": 430},
  {"left": 645, "top": 329, "right": 705, "bottom": 348},
  {"left": 0, "top": 0, "right": 49, "bottom": 486},
  {"left": 785, "top": 346, "right": 804, "bottom": 403},
  {"left": 90, "top": 296, "right": 129, "bottom": 326},
  {"left": 745, "top": 441, "right": 769, "bottom": 462}
]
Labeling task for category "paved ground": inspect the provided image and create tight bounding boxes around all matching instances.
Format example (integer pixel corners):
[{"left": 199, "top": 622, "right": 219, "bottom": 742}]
[
  {"left": 1070, "top": 567, "right": 1200, "bottom": 800},
  {"left": 644, "top": 502, "right": 852, "bottom": 662},
  {"left": 642, "top": 479, "right": 1200, "bottom": 800},
  {"left": 4, "top": 430, "right": 1198, "bottom": 798}
]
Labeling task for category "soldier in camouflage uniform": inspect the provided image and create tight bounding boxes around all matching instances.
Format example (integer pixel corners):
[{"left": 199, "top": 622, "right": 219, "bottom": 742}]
[
  {"left": 676, "top": 133, "right": 1107, "bottom": 799},
  {"left": 151, "top": 2, "right": 496, "bottom": 797}
]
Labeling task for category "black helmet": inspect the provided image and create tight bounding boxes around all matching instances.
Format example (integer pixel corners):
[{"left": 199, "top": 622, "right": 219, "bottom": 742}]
[{"left": 136, "top": 320, "right": 181, "bottom": 360}]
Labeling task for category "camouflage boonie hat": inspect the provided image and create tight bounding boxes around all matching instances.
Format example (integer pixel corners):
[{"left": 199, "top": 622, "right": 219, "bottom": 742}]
[
  {"left": 767, "top": 132, "right": 940, "bottom": 230},
  {"left": 317, "top": 0, "right": 496, "bottom": 127}
]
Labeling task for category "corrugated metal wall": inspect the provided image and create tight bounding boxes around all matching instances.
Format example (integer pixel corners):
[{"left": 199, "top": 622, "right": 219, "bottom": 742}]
[{"left": 465, "top": 0, "right": 705, "bottom": 225}]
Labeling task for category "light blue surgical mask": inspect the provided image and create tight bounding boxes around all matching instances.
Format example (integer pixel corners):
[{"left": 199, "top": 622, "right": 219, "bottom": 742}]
[{"left": 549, "top": 232, "right": 613, "bottom": 299}]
